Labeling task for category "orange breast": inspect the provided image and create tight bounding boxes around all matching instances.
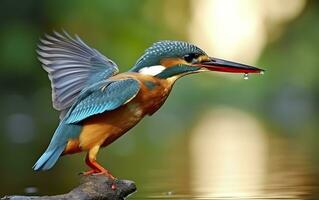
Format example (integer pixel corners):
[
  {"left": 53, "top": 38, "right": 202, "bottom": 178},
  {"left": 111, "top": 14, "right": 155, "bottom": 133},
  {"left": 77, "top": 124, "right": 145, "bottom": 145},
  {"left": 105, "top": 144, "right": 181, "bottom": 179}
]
[
  {"left": 78, "top": 104, "right": 143, "bottom": 150},
  {"left": 64, "top": 72, "right": 175, "bottom": 154},
  {"left": 132, "top": 74, "right": 174, "bottom": 115}
]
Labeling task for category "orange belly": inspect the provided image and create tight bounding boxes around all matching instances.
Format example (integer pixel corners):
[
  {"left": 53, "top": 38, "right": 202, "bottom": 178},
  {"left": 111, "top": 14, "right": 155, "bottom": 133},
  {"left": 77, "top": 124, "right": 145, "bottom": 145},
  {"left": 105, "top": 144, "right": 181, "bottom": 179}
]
[{"left": 64, "top": 103, "right": 143, "bottom": 154}]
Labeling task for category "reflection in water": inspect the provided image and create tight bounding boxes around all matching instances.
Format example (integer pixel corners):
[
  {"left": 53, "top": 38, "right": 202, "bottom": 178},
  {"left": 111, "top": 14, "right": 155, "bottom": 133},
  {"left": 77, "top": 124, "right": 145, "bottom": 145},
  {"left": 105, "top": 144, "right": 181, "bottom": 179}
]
[
  {"left": 190, "top": 107, "right": 267, "bottom": 198},
  {"left": 4, "top": 107, "right": 318, "bottom": 199},
  {"left": 131, "top": 107, "right": 318, "bottom": 199},
  {"left": 264, "top": 138, "right": 318, "bottom": 198}
]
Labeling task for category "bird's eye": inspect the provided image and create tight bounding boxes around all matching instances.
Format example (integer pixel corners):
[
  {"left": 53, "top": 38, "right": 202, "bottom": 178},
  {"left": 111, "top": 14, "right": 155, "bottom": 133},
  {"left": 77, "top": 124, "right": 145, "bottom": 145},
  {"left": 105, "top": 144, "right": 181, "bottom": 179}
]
[{"left": 183, "top": 53, "right": 200, "bottom": 63}]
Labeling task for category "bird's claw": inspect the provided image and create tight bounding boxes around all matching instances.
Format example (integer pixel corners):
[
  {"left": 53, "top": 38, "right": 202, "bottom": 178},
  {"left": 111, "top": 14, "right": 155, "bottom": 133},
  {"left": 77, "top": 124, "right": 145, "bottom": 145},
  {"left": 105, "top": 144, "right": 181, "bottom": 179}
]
[{"left": 79, "top": 169, "right": 97, "bottom": 176}]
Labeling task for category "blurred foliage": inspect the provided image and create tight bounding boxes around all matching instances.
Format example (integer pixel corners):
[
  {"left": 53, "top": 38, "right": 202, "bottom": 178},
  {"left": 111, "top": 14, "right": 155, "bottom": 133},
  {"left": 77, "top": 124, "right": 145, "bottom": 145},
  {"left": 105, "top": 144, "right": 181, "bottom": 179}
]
[{"left": 0, "top": 0, "right": 319, "bottom": 197}]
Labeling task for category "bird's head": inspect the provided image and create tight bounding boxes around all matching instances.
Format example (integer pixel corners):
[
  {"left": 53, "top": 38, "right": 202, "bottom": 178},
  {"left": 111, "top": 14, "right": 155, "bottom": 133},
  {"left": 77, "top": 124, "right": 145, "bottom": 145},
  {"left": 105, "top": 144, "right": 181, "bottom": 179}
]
[{"left": 131, "top": 40, "right": 264, "bottom": 80}]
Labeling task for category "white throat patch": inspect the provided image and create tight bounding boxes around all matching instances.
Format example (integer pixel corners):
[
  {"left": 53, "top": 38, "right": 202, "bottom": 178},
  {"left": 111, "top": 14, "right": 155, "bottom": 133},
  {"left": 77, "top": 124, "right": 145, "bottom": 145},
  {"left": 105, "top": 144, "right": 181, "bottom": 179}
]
[{"left": 138, "top": 65, "right": 166, "bottom": 76}]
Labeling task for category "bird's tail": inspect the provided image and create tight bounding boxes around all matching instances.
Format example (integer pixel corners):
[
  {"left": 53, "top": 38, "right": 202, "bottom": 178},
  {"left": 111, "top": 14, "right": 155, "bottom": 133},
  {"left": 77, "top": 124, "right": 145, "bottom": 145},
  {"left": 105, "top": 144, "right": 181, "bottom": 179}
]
[
  {"left": 33, "top": 121, "right": 81, "bottom": 171},
  {"left": 33, "top": 145, "right": 65, "bottom": 171}
]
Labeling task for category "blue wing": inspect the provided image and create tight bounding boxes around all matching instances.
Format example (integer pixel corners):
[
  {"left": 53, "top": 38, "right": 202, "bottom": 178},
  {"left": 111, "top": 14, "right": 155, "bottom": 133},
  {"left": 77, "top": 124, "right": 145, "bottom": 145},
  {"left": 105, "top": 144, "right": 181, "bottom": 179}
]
[
  {"left": 37, "top": 31, "right": 119, "bottom": 119},
  {"left": 65, "top": 78, "right": 140, "bottom": 124},
  {"left": 33, "top": 78, "right": 140, "bottom": 171}
]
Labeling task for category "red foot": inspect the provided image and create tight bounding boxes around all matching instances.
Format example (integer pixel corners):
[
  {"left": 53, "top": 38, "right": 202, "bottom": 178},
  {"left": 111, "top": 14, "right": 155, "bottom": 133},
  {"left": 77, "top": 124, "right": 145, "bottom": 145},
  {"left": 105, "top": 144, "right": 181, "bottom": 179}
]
[{"left": 84, "top": 154, "right": 117, "bottom": 189}]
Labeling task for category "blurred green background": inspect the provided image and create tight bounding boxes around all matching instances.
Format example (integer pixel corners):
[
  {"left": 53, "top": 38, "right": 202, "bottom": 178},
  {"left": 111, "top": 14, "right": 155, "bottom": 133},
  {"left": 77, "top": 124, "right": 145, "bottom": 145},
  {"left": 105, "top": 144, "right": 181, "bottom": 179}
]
[{"left": 1, "top": 0, "right": 319, "bottom": 199}]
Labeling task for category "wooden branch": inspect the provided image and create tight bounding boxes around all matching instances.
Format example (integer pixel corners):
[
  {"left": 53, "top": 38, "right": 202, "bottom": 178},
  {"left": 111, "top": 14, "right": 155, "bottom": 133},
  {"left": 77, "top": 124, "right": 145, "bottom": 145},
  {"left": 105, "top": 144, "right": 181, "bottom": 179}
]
[{"left": 2, "top": 175, "right": 136, "bottom": 200}]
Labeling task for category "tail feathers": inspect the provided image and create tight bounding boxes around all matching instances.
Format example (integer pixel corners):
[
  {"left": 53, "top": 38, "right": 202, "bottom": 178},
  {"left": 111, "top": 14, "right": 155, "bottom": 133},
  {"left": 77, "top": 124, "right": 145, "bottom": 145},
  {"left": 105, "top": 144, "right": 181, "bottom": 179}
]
[
  {"left": 33, "top": 121, "right": 81, "bottom": 171},
  {"left": 33, "top": 145, "right": 65, "bottom": 171}
]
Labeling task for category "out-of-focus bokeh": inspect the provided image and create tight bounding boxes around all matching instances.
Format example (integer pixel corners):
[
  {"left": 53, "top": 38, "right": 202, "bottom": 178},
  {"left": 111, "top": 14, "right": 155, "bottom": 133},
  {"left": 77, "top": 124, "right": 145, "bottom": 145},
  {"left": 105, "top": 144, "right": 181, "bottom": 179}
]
[{"left": 1, "top": 0, "right": 318, "bottom": 199}]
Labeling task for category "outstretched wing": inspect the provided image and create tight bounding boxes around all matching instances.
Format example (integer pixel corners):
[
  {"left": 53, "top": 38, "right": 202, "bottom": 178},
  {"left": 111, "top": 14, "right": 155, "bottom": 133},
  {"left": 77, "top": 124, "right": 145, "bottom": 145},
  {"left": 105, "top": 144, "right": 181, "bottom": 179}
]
[
  {"left": 65, "top": 78, "right": 140, "bottom": 124},
  {"left": 37, "top": 31, "right": 119, "bottom": 118}
]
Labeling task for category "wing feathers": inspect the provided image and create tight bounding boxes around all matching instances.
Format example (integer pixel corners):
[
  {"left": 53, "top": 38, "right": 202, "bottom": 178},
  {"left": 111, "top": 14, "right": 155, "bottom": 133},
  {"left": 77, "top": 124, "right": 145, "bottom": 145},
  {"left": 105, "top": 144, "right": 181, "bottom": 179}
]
[
  {"left": 37, "top": 31, "right": 119, "bottom": 118},
  {"left": 65, "top": 79, "right": 140, "bottom": 124}
]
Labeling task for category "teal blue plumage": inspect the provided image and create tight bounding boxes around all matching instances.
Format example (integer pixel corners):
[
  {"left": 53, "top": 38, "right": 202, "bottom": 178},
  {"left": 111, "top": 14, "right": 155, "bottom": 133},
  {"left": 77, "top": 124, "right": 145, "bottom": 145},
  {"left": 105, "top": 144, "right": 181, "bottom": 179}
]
[
  {"left": 156, "top": 65, "right": 201, "bottom": 79},
  {"left": 33, "top": 121, "right": 81, "bottom": 171},
  {"left": 65, "top": 79, "right": 140, "bottom": 124},
  {"left": 34, "top": 33, "right": 205, "bottom": 171},
  {"left": 33, "top": 79, "right": 140, "bottom": 171},
  {"left": 33, "top": 30, "right": 263, "bottom": 175},
  {"left": 131, "top": 40, "right": 206, "bottom": 71},
  {"left": 33, "top": 32, "right": 140, "bottom": 171}
]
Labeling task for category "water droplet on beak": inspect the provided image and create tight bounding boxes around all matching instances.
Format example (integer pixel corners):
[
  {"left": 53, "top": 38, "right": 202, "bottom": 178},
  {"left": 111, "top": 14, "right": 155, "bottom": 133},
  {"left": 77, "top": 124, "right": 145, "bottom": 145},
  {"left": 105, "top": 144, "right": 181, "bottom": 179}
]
[
  {"left": 260, "top": 70, "right": 264, "bottom": 75},
  {"left": 243, "top": 73, "right": 249, "bottom": 80}
]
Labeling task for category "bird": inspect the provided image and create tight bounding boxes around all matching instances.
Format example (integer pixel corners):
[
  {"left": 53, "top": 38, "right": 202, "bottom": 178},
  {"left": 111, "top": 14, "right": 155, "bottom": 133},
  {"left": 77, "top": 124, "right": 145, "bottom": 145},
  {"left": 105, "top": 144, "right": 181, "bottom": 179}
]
[{"left": 33, "top": 31, "right": 264, "bottom": 182}]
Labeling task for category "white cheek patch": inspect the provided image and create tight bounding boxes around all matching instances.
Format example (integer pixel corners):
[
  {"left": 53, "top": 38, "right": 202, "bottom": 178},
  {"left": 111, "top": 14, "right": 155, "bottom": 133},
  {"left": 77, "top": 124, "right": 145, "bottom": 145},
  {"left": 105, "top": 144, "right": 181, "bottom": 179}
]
[{"left": 138, "top": 65, "right": 166, "bottom": 76}]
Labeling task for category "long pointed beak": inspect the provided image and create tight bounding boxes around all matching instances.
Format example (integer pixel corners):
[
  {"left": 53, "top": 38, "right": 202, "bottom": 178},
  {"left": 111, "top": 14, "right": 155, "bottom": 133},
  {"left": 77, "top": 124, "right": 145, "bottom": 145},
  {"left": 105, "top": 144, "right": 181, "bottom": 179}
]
[{"left": 198, "top": 57, "right": 264, "bottom": 74}]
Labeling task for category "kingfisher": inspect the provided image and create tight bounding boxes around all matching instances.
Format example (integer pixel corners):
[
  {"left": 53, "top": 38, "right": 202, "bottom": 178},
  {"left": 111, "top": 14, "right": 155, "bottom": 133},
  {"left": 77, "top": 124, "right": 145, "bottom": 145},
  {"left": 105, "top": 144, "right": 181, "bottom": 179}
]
[{"left": 33, "top": 31, "right": 264, "bottom": 182}]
